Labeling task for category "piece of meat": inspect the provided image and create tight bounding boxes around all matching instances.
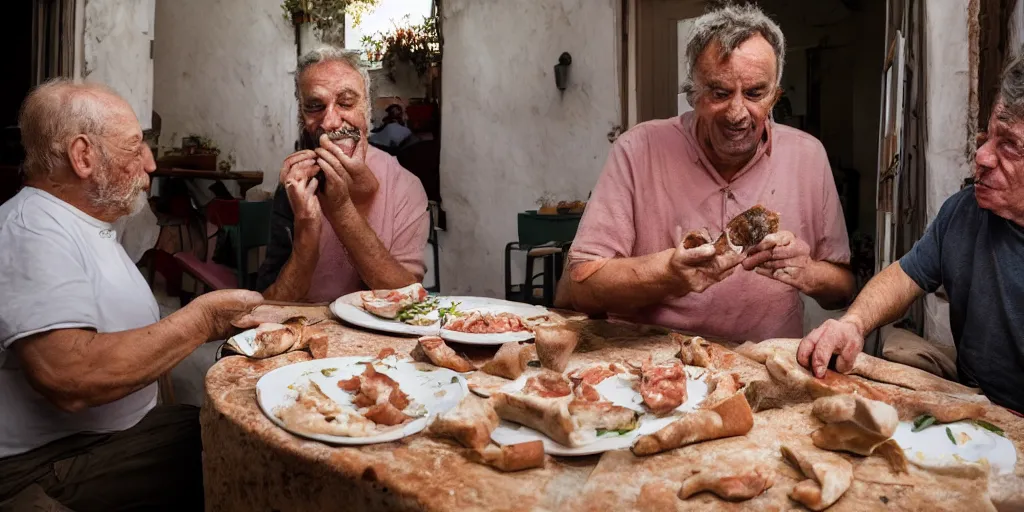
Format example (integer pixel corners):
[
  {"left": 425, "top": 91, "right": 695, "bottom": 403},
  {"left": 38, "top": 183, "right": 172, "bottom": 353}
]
[
  {"left": 345, "top": 364, "right": 411, "bottom": 411},
  {"left": 276, "top": 381, "right": 378, "bottom": 437},
  {"left": 360, "top": 283, "right": 429, "bottom": 319},
  {"left": 337, "top": 376, "right": 361, "bottom": 392},
  {"left": 534, "top": 324, "right": 579, "bottom": 372},
  {"left": 631, "top": 391, "right": 753, "bottom": 456},
  {"left": 572, "top": 381, "right": 602, "bottom": 402},
  {"left": 720, "top": 204, "right": 780, "bottom": 252},
  {"left": 677, "top": 335, "right": 713, "bottom": 367},
  {"left": 568, "top": 399, "right": 637, "bottom": 432},
  {"left": 681, "top": 228, "right": 713, "bottom": 249},
  {"left": 469, "top": 441, "right": 545, "bottom": 472},
  {"left": 363, "top": 402, "right": 413, "bottom": 426},
  {"left": 568, "top": 364, "right": 622, "bottom": 386},
  {"left": 635, "top": 359, "right": 687, "bottom": 415},
  {"left": 678, "top": 465, "right": 774, "bottom": 501},
  {"left": 780, "top": 444, "right": 853, "bottom": 511},
  {"left": 427, "top": 395, "right": 500, "bottom": 450},
  {"left": 522, "top": 370, "right": 573, "bottom": 398},
  {"left": 480, "top": 341, "right": 536, "bottom": 380},
  {"left": 376, "top": 348, "right": 396, "bottom": 360},
  {"left": 445, "top": 312, "right": 530, "bottom": 334},
  {"left": 410, "top": 336, "right": 476, "bottom": 372},
  {"left": 225, "top": 322, "right": 300, "bottom": 359}
]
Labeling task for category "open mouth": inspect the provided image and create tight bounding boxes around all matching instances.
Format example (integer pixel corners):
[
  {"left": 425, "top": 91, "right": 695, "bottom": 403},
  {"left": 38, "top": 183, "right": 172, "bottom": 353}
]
[{"left": 324, "top": 126, "right": 361, "bottom": 155}]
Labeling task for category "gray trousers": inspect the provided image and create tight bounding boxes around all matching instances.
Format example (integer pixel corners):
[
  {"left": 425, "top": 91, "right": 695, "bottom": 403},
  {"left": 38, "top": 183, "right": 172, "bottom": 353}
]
[{"left": 0, "top": 405, "right": 203, "bottom": 512}]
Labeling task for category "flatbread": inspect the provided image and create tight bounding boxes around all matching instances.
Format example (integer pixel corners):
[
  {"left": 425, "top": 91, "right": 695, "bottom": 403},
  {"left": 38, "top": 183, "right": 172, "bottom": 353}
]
[
  {"left": 411, "top": 336, "right": 476, "bottom": 372},
  {"left": 534, "top": 324, "right": 578, "bottom": 372},
  {"left": 678, "top": 463, "right": 774, "bottom": 501},
  {"left": 469, "top": 441, "right": 545, "bottom": 472},
  {"left": 780, "top": 444, "right": 853, "bottom": 511},
  {"left": 427, "top": 395, "right": 499, "bottom": 450},
  {"left": 480, "top": 342, "right": 536, "bottom": 380},
  {"left": 491, "top": 392, "right": 585, "bottom": 447},
  {"left": 631, "top": 391, "right": 753, "bottom": 456}
]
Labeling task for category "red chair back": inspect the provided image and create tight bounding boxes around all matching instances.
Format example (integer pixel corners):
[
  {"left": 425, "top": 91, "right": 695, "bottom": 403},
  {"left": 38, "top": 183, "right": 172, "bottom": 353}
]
[{"left": 206, "top": 199, "right": 240, "bottom": 227}]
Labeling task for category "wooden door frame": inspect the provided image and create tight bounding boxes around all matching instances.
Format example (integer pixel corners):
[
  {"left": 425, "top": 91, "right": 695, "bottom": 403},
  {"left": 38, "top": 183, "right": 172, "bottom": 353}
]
[{"left": 631, "top": 0, "right": 706, "bottom": 124}]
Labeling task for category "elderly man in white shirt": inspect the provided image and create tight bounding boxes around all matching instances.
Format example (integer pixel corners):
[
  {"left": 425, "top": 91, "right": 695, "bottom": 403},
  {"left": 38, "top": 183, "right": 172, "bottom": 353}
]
[{"left": 0, "top": 80, "right": 261, "bottom": 511}]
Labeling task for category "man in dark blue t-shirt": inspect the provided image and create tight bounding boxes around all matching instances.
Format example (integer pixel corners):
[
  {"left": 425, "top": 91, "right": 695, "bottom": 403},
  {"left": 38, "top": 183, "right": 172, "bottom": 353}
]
[{"left": 798, "top": 51, "right": 1024, "bottom": 414}]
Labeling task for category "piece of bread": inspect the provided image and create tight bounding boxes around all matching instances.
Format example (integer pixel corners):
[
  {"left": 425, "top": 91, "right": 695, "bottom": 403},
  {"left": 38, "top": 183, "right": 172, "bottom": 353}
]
[
  {"left": 480, "top": 341, "right": 536, "bottom": 380},
  {"left": 533, "top": 324, "right": 578, "bottom": 372},
  {"left": 780, "top": 444, "right": 853, "bottom": 511},
  {"left": 811, "top": 394, "right": 898, "bottom": 437},
  {"left": 427, "top": 395, "right": 499, "bottom": 451},
  {"left": 469, "top": 441, "right": 545, "bottom": 472},
  {"left": 678, "top": 465, "right": 774, "bottom": 501},
  {"left": 410, "top": 336, "right": 476, "bottom": 372},
  {"left": 631, "top": 391, "right": 753, "bottom": 456},
  {"left": 491, "top": 392, "right": 581, "bottom": 447},
  {"left": 359, "top": 283, "right": 428, "bottom": 319}
]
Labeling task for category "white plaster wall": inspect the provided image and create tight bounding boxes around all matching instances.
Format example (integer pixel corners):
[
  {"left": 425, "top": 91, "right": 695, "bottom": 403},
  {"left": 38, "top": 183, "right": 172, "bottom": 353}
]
[
  {"left": 921, "top": 0, "right": 973, "bottom": 346},
  {"left": 153, "top": 0, "right": 298, "bottom": 189},
  {"left": 82, "top": 0, "right": 155, "bottom": 130},
  {"left": 439, "top": 0, "right": 620, "bottom": 297},
  {"left": 1012, "top": 1, "right": 1024, "bottom": 52}
]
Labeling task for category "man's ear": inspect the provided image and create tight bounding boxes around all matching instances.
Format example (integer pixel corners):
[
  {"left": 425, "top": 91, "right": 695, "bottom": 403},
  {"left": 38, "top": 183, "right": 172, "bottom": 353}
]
[
  {"left": 769, "top": 86, "right": 784, "bottom": 110},
  {"left": 67, "top": 135, "right": 98, "bottom": 180}
]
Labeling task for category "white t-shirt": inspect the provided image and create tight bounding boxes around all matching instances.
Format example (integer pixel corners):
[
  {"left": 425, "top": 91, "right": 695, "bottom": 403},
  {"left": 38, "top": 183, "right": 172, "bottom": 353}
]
[{"left": 0, "top": 187, "right": 158, "bottom": 458}]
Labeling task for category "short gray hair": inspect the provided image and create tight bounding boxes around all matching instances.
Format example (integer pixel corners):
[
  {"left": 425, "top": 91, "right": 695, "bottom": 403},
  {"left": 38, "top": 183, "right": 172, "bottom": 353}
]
[
  {"left": 295, "top": 46, "right": 372, "bottom": 127},
  {"left": 18, "top": 79, "right": 119, "bottom": 179},
  {"left": 1000, "top": 45, "right": 1024, "bottom": 119},
  {"left": 682, "top": 4, "right": 786, "bottom": 104}
]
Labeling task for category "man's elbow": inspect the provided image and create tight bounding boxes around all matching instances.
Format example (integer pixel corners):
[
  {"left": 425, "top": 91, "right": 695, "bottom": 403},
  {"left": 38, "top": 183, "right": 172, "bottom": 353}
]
[{"left": 24, "top": 370, "right": 92, "bottom": 413}]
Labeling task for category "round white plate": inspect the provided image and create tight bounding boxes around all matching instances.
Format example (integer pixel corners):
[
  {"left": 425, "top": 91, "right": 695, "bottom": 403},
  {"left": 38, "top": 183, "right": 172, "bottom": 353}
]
[
  {"left": 489, "top": 368, "right": 709, "bottom": 456},
  {"left": 892, "top": 420, "right": 1016, "bottom": 475},
  {"left": 256, "top": 356, "right": 467, "bottom": 445},
  {"left": 330, "top": 293, "right": 551, "bottom": 345}
]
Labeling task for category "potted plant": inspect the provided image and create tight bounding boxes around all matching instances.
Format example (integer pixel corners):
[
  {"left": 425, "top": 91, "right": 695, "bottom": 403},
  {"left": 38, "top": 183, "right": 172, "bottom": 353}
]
[
  {"left": 361, "top": 13, "right": 441, "bottom": 83},
  {"left": 281, "top": 0, "right": 379, "bottom": 41}
]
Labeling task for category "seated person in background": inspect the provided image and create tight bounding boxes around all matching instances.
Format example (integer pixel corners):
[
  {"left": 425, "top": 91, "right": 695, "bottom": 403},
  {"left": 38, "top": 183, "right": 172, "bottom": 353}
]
[
  {"left": 256, "top": 48, "right": 429, "bottom": 302},
  {"left": 369, "top": 103, "right": 413, "bottom": 149},
  {"left": 0, "top": 80, "right": 261, "bottom": 510},
  {"left": 557, "top": 4, "right": 854, "bottom": 342},
  {"left": 799, "top": 51, "right": 1024, "bottom": 414}
]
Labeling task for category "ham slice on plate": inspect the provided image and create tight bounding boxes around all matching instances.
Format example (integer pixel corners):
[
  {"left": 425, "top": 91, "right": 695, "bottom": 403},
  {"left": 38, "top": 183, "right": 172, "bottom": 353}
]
[{"left": 359, "top": 283, "right": 429, "bottom": 319}]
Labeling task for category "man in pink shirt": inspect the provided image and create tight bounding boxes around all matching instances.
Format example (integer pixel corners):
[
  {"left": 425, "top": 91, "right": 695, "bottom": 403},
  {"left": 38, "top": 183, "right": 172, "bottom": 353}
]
[
  {"left": 559, "top": 5, "right": 854, "bottom": 342},
  {"left": 256, "top": 47, "right": 429, "bottom": 302}
]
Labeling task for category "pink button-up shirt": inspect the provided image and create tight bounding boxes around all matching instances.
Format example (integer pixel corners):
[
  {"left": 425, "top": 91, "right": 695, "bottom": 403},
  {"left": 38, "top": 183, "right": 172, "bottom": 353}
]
[{"left": 568, "top": 112, "right": 850, "bottom": 342}]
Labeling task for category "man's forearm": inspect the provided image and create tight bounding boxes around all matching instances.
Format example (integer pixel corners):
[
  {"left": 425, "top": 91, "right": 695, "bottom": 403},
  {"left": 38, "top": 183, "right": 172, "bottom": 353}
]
[
  {"left": 564, "top": 250, "right": 683, "bottom": 314},
  {"left": 327, "top": 201, "right": 418, "bottom": 290},
  {"left": 842, "top": 261, "right": 924, "bottom": 335},
  {"left": 806, "top": 261, "right": 856, "bottom": 310},
  {"left": 15, "top": 306, "right": 214, "bottom": 412}
]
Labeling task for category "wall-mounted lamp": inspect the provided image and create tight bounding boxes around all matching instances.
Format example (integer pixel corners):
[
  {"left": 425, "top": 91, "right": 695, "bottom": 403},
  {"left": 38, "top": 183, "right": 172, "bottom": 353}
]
[{"left": 554, "top": 52, "right": 572, "bottom": 91}]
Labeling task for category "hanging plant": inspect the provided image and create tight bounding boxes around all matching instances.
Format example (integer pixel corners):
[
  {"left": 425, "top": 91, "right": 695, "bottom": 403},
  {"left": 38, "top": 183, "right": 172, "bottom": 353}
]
[
  {"left": 361, "top": 14, "right": 441, "bottom": 82},
  {"left": 281, "top": 0, "right": 380, "bottom": 38}
]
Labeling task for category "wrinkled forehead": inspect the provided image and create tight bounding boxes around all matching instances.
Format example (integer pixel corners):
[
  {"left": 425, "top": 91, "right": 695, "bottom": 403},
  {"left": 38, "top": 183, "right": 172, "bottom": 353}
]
[
  {"left": 989, "top": 101, "right": 1024, "bottom": 140},
  {"left": 694, "top": 35, "right": 778, "bottom": 87},
  {"left": 298, "top": 60, "right": 366, "bottom": 103},
  {"left": 95, "top": 94, "right": 142, "bottom": 142}
]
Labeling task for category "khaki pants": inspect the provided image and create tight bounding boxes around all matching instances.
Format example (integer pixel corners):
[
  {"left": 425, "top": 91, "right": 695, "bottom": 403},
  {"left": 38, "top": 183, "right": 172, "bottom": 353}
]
[{"left": 0, "top": 405, "right": 203, "bottom": 512}]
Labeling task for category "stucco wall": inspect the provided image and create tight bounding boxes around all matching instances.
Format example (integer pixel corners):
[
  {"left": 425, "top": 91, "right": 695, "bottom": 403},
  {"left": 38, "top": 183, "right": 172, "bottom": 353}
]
[
  {"left": 153, "top": 0, "right": 298, "bottom": 189},
  {"left": 82, "top": 0, "right": 155, "bottom": 130},
  {"left": 439, "top": 0, "right": 620, "bottom": 297}
]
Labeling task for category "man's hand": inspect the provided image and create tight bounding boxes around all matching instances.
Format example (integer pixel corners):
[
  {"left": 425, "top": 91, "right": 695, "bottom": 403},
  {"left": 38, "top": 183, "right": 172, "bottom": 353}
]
[
  {"left": 741, "top": 231, "right": 819, "bottom": 292},
  {"left": 797, "top": 317, "right": 865, "bottom": 378},
  {"left": 315, "top": 135, "right": 380, "bottom": 212},
  {"left": 280, "top": 150, "right": 323, "bottom": 242},
  {"left": 668, "top": 230, "right": 745, "bottom": 295},
  {"left": 188, "top": 289, "right": 264, "bottom": 341}
]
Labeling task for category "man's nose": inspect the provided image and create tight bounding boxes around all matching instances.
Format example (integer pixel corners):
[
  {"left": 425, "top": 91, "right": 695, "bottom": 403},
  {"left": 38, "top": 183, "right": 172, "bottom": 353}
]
[
  {"left": 976, "top": 138, "right": 999, "bottom": 170},
  {"left": 321, "top": 105, "right": 343, "bottom": 131},
  {"left": 725, "top": 95, "right": 748, "bottom": 124},
  {"left": 142, "top": 145, "right": 157, "bottom": 173}
]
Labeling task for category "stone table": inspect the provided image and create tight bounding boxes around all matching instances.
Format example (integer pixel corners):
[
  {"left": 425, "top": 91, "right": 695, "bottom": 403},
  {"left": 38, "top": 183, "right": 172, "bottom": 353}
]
[{"left": 201, "top": 309, "right": 1024, "bottom": 511}]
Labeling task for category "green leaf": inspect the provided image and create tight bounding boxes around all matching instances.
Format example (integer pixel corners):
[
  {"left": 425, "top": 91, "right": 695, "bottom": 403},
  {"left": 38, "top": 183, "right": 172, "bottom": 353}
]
[
  {"left": 450, "top": 376, "right": 459, "bottom": 384},
  {"left": 972, "top": 419, "right": 1006, "bottom": 437},
  {"left": 946, "top": 427, "right": 957, "bottom": 445},
  {"left": 597, "top": 428, "right": 635, "bottom": 436},
  {"left": 912, "top": 414, "right": 936, "bottom": 432},
  {"left": 526, "top": 360, "right": 541, "bottom": 368},
  {"left": 320, "top": 368, "right": 338, "bottom": 377}
]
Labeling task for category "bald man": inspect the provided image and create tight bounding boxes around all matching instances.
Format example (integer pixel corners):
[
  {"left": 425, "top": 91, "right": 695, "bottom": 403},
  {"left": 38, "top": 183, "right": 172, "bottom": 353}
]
[{"left": 0, "top": 80, "right": 261, "bottom": 511}]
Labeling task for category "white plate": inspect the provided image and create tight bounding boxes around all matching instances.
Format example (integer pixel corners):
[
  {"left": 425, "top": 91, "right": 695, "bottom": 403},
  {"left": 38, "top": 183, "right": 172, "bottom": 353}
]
[
  {"left": 330, "top": 293, "right": 551, "bottom": 345},
  {"left": 256, "top": 356, "right": 468, "bottom": 445},
  {"left": 892, "top": 420, "right": 1016, "bottom": 475},
  {"left": 489, "top": 368, "right": 709, "bottom": 456}
]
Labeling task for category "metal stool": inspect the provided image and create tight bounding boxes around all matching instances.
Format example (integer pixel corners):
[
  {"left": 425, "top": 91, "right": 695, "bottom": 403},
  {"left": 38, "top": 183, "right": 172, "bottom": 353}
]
[{"left": 504, "top": 242, "right": 569, "bottom": 306}]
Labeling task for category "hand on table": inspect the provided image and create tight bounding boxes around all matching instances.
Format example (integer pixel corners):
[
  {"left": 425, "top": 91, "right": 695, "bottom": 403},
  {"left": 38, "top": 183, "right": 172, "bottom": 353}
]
[
  {"left": 741, "top": 231, "right": 818, "bottom": 293},
  {"left": 189, "top": 289, "right": 265, "bottom": 341},
  {"left": 797, "top": 317, "right": 865, "bottom": 378},
  {"left": 669, "top": 227, "right": 745, "bottom": 294}
]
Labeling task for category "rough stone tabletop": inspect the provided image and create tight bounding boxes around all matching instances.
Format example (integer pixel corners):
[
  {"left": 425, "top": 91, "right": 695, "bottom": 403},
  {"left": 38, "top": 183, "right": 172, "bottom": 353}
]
[{"left": 201, "top": 306, "right": 1024, "bottom": 511}]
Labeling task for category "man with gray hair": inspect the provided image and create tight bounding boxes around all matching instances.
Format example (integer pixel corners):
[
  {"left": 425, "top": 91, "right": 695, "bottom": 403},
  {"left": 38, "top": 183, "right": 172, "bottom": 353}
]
[
  {"left": 256, "top": 47, "right": 429, "bottom": 301},
  {"left": 0, "top": 80, "right": 262, "bottom": 510},
  {"left": 560, "top": 4, "right": 854, "bottom": 342},
  {"left": 800, "top": 49, "right": 1024, "bottom": 414}
]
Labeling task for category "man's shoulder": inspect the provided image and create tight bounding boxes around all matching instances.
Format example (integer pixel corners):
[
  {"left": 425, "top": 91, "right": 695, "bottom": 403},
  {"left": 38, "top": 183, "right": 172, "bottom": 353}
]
[
  {"left": 935, "top": 186, "right": 984, "bottom": 226},
  {"left": 367, "top": 147, "right": 427, "bottom": 204},
  {"left": 0, "top": 188, "right": 71, "bottom": 233},
  {"left": 770, "top": 123, "right": 828, "bottom": 158}
]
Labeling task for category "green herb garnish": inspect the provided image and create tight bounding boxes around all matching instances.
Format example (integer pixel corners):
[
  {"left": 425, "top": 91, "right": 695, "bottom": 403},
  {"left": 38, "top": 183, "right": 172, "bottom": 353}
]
[
  {"left": 597, "top": 428, "right": 635, "bottom": 436},
  {"left": 320, "top": 368, "right": 338, "bottom": 377},
  {"left": 946, "top": 427, "right": 957, "bottom": 445},
  {"left": 972, "top": 419, "right": 1006, "bottom": 437},
  {"left": 526, "top": 360, "right": 541, "bottom": 368},
  {"left": 395, "top": 298, "right": 440, "bottom": 323},
  {"left": 450, "top": 376, "right": 459, "bottom": 384},
  {"left": 438, "top": 301, "right": 462, "bottom": 318},
  {"left": 912, "top": 414, "right": 936, "bottom": 432}
]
